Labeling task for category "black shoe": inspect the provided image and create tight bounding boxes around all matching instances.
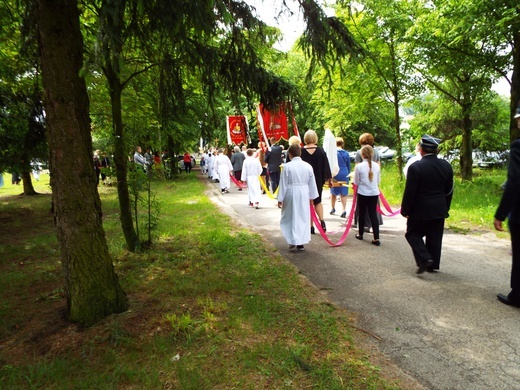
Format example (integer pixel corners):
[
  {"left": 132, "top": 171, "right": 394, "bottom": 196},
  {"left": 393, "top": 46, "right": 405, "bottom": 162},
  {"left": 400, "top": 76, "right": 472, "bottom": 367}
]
[
  {"left": 417, "top": 259, "right": 434, "bottom": 274},
  {"left": 426, "top": 267, "right": 438, "bottom": 273},
  {"left": 355, "top": 234, "right": 363, "bottom": 240},
  {"left": 330, "top": 208, "right": 336, "bottom": 215},
  {"left": 497, "top": 293, "right": 520, "bottom": 308},
  {"left": 296, "top": 245, "right": 305, "bottom": 251},
  {"left": 311, "top": 226, "right": 315, "bottom": 235},
  {"left": 371, "top": 240, "right": 381, "bottom": 246},
  {"left": 340, "top": 211, "right": 346, "bottom": 218},
  {"left": 320, "top": 220, "right": 326, "bottom": 232}
]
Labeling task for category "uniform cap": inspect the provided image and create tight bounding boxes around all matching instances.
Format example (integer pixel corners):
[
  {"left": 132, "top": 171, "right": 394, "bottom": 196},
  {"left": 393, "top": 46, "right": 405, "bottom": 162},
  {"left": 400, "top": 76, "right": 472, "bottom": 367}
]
[{"left": 420, "top": 134, "right": 441, "bottom": 148}]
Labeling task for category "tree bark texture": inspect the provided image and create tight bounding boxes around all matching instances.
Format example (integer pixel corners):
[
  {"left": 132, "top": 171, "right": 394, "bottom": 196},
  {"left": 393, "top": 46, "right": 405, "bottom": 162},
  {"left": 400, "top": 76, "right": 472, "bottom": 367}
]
[
  {"left": 110, "top": 78, "right": 140, "bottom": 252},
  {"left": 37, "top": 0, "right": 127, "bottom": 326},
  {"left": 511, "top": 28, "right": 520, "bottom": 142},
  {"left": 21, "top": 170, "right": 37, "bottom": 195},
  {"left": 392, "top": 89, "right": 403, "bottom": 179},
  {"left": 100, "top": 0, "right": 140, "bottom": 252},
  {"left": 460, "top": 104, "right": 473, "bottom": 181}
]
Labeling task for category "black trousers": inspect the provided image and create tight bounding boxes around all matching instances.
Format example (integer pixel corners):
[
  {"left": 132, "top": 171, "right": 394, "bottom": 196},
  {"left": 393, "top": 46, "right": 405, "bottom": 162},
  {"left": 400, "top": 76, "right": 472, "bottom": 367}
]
[
  {"left": 509, "top": 221, "right": 520, "bottom": 300},
  {"left": 269, "top": 171, "right": 280, "bottom": 193},
  {"left": 405, "top": 218, "right": 445, "bottom": 269},
  {"left": 357, "top": 194, "right": 379, "bottom": 240}
]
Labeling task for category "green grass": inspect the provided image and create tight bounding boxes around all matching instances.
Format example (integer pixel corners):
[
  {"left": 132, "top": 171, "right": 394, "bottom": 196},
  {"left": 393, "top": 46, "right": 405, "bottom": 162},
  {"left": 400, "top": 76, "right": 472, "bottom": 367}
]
[{"left": 0, "top": 173, "right": 404, "bottom": 389}]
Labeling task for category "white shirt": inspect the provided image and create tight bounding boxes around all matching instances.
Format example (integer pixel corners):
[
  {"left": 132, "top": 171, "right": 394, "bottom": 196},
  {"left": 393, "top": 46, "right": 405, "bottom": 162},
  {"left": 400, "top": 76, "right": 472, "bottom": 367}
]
[
  {"left": 354, "top": 159, "right": 380, "bottom": 196},
  {"left": 134, "top": 152, "right": 146, "bottom": 166},
  {"left": 403, "top": 154, "right": 422, "bottom": 178}
]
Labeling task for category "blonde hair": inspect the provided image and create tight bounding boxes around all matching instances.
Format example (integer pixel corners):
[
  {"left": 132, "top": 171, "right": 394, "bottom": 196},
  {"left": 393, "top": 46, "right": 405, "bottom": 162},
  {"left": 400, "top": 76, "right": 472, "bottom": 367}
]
[
  {"left": 303, "top": 129, "right": 318, "bottom": 145},
  {"left": 288, "top": 135, "right": 301, "bottom": 146},
  {"left": 361, "top": 145, "right": 374, "bottom": 181}
]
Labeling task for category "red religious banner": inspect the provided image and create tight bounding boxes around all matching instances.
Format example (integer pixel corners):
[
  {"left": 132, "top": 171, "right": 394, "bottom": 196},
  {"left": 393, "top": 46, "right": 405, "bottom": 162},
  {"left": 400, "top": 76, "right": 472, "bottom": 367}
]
[
  {"left": 226, "top": 115, "right": 248, "bottom": 145},
  {"left": 257, "top": 103, "right": 289, "bottom": 143}
]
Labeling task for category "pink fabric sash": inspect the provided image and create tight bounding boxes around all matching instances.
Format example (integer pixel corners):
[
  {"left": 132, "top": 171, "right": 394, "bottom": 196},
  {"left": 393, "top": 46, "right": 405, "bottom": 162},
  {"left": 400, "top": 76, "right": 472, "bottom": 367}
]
[{"left": 311, "top": 186, "right": 401, "bottom": 246}]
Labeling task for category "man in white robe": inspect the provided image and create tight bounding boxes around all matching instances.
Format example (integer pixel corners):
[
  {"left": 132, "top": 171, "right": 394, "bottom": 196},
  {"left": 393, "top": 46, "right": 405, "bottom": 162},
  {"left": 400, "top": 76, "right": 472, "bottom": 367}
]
[
  {"left": 277, "top": 144, "right": 319, "bottom": 251},
  {"left": 214, "top": 148, "right": 233, "bottom": 193},
  {"left": 241, "top": 148, "right": 263, "bottom": 208}
]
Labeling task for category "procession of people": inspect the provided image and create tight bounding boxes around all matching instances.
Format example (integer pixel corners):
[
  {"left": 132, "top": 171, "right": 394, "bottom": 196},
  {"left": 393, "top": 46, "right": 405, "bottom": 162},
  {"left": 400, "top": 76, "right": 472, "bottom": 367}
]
[
  {"left": 197, "top": 122, "right": 520, "bottom": 311},
  {"left": 200, "top": 130, "right": 443, "bottom": 261},
  {"left": 94, "top": 115, "right": 517, "bottom": 307},
  {"left": 199, "top": 131, "right": 443, "bottom": 256}
]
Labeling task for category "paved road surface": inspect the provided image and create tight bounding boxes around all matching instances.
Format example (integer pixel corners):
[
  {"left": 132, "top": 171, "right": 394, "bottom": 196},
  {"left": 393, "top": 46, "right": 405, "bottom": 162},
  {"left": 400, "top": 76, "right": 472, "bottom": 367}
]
[{"left": 203, "top": 174, "right": 519, "bottom": 389}]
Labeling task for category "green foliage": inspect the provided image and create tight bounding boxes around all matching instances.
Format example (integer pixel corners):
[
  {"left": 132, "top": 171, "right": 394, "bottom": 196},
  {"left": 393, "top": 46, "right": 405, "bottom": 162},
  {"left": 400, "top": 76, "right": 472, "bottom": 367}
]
[
  {"left": 408, "top": 91, "right": 510, "bottom": 153},
  {"left": 0, "top": 1, "right": 47, "bottom": 176}
]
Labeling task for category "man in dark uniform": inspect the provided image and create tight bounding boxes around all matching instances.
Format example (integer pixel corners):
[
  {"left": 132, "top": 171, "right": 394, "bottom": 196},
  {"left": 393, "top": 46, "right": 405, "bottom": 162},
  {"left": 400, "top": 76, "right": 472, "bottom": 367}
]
[
  {"left": 401, "top": 135, "right": 454, "bottom": 274},
  {"left": 494, "top": 112, "right": 520, "bottom": 307}
]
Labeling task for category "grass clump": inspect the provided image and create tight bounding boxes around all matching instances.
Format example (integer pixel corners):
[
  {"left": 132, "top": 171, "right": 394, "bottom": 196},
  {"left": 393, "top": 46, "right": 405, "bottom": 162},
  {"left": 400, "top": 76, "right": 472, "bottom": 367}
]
[{"left": 0, "top": 173, "right": 404, "bottom": 389}]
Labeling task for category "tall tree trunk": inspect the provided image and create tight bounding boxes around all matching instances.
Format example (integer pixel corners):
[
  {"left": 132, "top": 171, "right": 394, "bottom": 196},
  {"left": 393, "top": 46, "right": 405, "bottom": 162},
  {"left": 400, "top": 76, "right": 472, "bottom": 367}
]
[
  {"left": 38, "top": 0, "right": 128, "bottom": 326},
  {"left": 100, "top": 0, "right": 140, "bottom": 252},
  {"left": 393, "top": 90, "right": 403, "bottom": 179},
  {"left": 511, "top": 28, "right": 520, "bottom": 141},
  {"left": 110, "top": 77, "right": 140, "bottom": 252},
  {"left": 460, "top": 106, "right": 473, "bottom": 181},
  {"left": 21, "top": 170, "right": 37, "bottom": 195}
]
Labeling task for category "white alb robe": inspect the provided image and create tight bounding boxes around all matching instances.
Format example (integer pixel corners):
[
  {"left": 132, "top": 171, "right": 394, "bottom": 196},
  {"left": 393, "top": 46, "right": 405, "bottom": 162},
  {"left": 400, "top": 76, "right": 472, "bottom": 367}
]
[
  {"left": 214, "top": 153, "right": 233, "bottom": 190},
  {"left": 207, "top": 153, "right": 215, "bottom": 178},
  {"left": 277, "top": 157, "right": 319, "bottom": 245},
  {"left": 241, "top": 156, "right": 263, "bottom": 204}
]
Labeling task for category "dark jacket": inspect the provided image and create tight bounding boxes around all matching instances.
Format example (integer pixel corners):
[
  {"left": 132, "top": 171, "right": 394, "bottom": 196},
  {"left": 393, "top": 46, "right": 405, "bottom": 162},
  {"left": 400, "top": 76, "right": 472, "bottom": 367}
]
[
  {"left": 301, "top": 146, "right": 332, "bottom": 187},
  {"left": 264, "top": 144, "right": 283, "bottom": 173},
  {"left": 401, "top": 154, "right": 454, "bottom": 220},
  {"left": 495, "top": 138, "right": 520, "bottom": 224},
  {"left": 230, "top": 151, "right": 246, "bottom": 171}
]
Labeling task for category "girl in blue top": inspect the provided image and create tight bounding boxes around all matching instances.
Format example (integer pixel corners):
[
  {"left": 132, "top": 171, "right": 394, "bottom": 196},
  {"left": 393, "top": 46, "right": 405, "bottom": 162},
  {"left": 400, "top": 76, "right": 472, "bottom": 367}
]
[{"left": 330, "top": 137, "right": 351, "bottom": 218}]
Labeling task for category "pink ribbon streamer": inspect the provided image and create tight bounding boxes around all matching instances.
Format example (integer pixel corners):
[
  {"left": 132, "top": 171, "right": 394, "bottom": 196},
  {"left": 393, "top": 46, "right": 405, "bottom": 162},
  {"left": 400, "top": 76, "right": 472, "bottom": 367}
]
[
  {"left": 310, "top": 186, "right": 401, "bottom": 246},
  {"left": 230, "top": 174, "right": 247, "bottom": 189},
  {"left": 310, "top": 185, "right": 358, "bottom": 247},
  {"left": 377, "top": 191, "right": 401, "bottom": 217}
]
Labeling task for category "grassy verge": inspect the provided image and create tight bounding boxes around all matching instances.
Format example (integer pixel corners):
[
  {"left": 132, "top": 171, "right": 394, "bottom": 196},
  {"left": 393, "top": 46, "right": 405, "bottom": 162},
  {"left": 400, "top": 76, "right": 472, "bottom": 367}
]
[{"left": 0, "top": 173, "right": 405, "bottom": 389}]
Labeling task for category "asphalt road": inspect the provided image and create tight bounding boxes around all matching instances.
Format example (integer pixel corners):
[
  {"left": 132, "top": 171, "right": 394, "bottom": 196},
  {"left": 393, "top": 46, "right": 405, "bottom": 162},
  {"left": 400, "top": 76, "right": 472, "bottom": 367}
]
[{"left": 203, "top": 174, "right": 520, "bottom": 390}]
